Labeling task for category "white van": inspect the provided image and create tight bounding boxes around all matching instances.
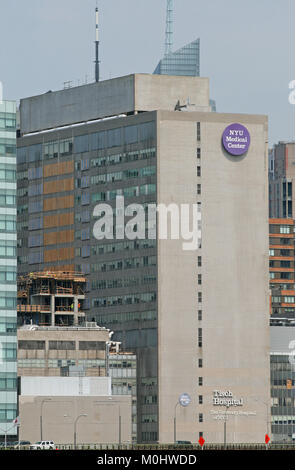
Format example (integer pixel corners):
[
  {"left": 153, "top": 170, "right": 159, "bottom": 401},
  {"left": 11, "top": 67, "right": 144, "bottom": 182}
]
[{"left": 30, "top": 441, "right": 55, "bottom": 450}]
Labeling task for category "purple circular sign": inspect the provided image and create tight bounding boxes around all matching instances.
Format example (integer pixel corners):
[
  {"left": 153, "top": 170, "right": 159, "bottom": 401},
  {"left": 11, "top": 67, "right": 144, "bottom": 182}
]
[{"left": 222, "top": 123, "right": 250, "bottom": 156}]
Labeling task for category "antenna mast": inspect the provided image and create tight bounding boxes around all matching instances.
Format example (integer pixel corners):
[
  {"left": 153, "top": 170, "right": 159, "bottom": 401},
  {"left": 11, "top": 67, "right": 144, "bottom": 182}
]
[
  {"left": 165, "top": 0, "right": 174, "bottom": 56},
  {"left": 95, "top": 4, "right": 100, "bottom": 82}
]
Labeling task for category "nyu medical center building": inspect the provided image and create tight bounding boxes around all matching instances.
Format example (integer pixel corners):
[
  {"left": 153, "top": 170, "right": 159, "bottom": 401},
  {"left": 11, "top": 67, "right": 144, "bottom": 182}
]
[{"left": 17, "top": 74, "right": 270, "bottom": 443}]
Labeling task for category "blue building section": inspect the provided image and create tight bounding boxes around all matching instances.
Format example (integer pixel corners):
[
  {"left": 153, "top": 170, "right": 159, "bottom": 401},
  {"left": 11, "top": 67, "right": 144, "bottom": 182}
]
[{"left": 154, "top": 39, "right": 200, "bottom": 77}]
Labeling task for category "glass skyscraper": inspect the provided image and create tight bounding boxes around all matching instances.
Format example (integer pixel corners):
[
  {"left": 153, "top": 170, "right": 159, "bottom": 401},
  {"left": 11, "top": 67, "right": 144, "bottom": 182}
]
[
  {"left": 0, "top": 99, "right": 17, "bottom": 439},
  {"left": 153, "top": 39, "right": 200, "bottom": 76}
]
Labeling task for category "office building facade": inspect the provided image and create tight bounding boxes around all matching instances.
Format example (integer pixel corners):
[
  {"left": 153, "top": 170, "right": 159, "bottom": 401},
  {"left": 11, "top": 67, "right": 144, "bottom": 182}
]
[
  {"left": 269, "top": 142, "right": 295, "bottom": 219},
  {"left": 270, "top": 326, "right": 295, "bottom": 442},
  {"left": 269, "top": 218, "right": 295, "bottom": 319},
  {"left": 17, "top": 74, "right": 270, "bottom": 443},
  {"left": 0, "top": 99, "right": 18, "bottom": 439}
]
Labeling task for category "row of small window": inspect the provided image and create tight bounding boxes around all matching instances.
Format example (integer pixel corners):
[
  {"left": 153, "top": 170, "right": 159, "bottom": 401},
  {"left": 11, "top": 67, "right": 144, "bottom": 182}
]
[
  {"left": 91, "top": 275, "right": 157, "bottom": 290},
  {"left": 85, "top": 166, "right": 156, "bottom": 188},
  {"left": 269, "top": 238, "right": 292, "bottom": 246},
  {"left": 271, "top": 417, "right": 295, "bottom": 425},
  {"left": 271, "top": 397, "right": 295, "bottom": 407},
  {"left": 0, "top": 318, "right": 17, "bottom": 334},
  {"left": 0, "top": 215, "right": 16, "bottom": 232},
  {"left": 0, "top": 190, "right": 16, "bottom": 206},
  {"left": 269, "top": 225, "right": 294, "bottom": 234},
  {"left": 0, "top": 115, "right": 16, "bottom": 130},
  {"left": 74, "top": 122, "right": 155, "bottom": 153},
  {"left": 0, "top": 295, "right": 17, "bottom": 309},
  {"left": 0, "top": 240, "right": 17, "bottom": 257},
  {"left": 90, "top": 256, "right": 157, "bottom": 272},
  {"left": 18, "top": 340, "right": 106, "bottom": 350},
  {"left": 269, "top": 261, "right": 292, "bottom": 268},
  {"left": 141, "top": 432, "right": 158, "bottom": 442},
  {"left": 0, "top": 343, "right": 17, "bottom": 360},
  {"left": 112, "top": 384, "right": 135, "bottom": 395},
  {"left": 90, "top": 148, "right": 156, "bottom": 168},
  {"left": 18, "top": 140, "right": 72, "bottom": 163},
  {"left": 92, "top": 292, "right": 157, "bottom": 308},
  {"left": 96, "top": 310, "right": 157, "bottom": 325},
  {"left": 269, "top": 249, "right": 294, "bottom": 256},
  {"left": 0, "top": 268, "right": 16, "bottom": 282},
  {"left": 0, "top": 139, "right": 16, "bottom": 156},
  {"left": 110, "top": 369, "right": 136, "bottom": 379},
  {"left": 0, "top": 404, "right": 17, "bottom": 422},
  {"left": 0, "top": 163, "right": 16, "bottom": 181},
  {"left": 91, "top": 239, "right": 156, "bottom": 256},
  {"left": 0, "top": 374, "right": 17, "bottom": 391},
  {"left": 270, "top": 273, "right": 293, "bottom": 280},
  {"left": 18, "top": 359, "right": 106, "bottom": 368},
  {"left": 272, "top": 297, "right": 295, "bottom": 303},
  {"left": 91, "top": 184, "right": 156, "bottom": 203}
]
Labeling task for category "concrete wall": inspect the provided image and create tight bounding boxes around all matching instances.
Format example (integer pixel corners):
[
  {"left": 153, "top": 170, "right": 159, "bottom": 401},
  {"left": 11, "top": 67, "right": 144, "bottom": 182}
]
[
  {"left": 156, "top": 111, "right": 270, "bottom": 444},
  {"left": 20, "top": 74, "right": 210, "bottom": 135},
  {"left": 20, "top": 376, "right": 112, "bottom": 396},
  {"left": 19, "top": 395, "right": 132, "bottom": 445}
]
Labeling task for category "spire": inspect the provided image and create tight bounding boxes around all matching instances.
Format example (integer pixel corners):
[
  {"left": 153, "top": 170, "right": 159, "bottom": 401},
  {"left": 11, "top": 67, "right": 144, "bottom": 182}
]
[{"left": 165, "top": 0, "right": 174, "bottom": 56}]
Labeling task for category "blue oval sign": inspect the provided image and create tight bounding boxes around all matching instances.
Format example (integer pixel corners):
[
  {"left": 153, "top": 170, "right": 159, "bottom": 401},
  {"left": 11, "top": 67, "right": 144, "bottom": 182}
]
[{"left": 222, "top": 123, "right": 250, "bottom": 156}]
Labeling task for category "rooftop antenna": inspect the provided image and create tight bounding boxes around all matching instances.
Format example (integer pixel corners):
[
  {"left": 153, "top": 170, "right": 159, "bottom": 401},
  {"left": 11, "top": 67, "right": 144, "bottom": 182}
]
[
  {"left": 165, "top": 0, "right": 174, "bottom": 56},
  {"left": 95, "top": 3, "right": 100, "bottom": 82}
]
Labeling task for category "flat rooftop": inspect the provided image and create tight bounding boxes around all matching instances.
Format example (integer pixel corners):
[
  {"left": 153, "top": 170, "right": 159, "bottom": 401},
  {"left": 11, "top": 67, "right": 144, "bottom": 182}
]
[{"left": 19, "top": 74, "right": 210, "bottom": 135}]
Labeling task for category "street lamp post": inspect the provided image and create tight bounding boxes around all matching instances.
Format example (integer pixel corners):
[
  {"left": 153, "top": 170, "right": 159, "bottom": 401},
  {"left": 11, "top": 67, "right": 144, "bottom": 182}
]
[
  {"left": 40, "top": 398, "right": 52, "bottom": 441},
  {"left": 74, "top": 414, "right": 87, "bottom": 450},
  {"left": 174, "top": 393, "right": 191, "bottom": 444},
  {"left": 224, "top": 408, "right": 228, "bottom": 448},
  {"left": 174, "top": 402, "right": 179, "bottom": 444}
]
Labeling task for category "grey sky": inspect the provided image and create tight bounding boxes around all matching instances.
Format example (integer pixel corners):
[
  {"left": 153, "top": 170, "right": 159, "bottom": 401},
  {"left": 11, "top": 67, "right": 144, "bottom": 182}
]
[{"left": 1, "top": 0, "right": 294, "bottom": 144}]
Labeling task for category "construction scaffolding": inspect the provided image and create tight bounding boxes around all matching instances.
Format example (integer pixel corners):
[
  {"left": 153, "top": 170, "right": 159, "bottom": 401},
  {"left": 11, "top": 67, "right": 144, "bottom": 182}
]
[{"left": 17, "top": 272, "right": 86, "bottom": 327}]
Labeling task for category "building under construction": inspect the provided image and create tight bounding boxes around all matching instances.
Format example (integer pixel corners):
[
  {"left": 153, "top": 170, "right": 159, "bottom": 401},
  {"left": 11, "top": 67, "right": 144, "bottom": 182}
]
[{"left": 17, "top": 271, "right": 86, "bottom": 327}]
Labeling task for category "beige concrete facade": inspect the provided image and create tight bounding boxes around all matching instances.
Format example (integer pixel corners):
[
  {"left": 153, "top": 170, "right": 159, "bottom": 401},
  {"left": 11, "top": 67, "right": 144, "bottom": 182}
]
[
  {"left": 17, "top": 327, "right": 110, "bottom": 377},
  {"left": 156, "top": 111, "right": 270, "bottom": 443},
  {"left": 19, "top": 395, "right": 132, "bottom": 445}
]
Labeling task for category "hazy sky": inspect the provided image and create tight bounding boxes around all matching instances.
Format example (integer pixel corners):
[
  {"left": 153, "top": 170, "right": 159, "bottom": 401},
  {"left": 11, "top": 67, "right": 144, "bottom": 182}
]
[{"left": 1, "top": 0, "right": 295, "bottom": 144}]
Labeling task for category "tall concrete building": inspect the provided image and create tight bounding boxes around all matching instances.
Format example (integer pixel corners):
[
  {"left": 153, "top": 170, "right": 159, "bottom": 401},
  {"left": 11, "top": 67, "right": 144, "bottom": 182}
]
[
  {"left": 17, "top": 74, "right": 270, "bottom": 443},
  {"left": 0, "top": 98, "right": 18, "bottom": 439}
]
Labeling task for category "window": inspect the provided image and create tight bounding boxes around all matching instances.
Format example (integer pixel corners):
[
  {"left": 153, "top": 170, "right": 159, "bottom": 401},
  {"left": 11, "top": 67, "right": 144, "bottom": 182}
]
[
  {"left": 197, "top": 122, "right": 201, "bottom": 141},
  {"left": 198, "top": 328, "right": 202, "bottom": 348},
  {"left": 198, "top": 256, "right": 202, "bottom": 267},
  {"left": 198, "top": 274, "right": 202, "bottom": 285},
  {"left": 198, "top": 358, "right": 203, "bottom": 368},
  {"left": 198, "top": 310, "right": 202, "bottom": 321},
  {"left": 197, "top": 148, "right": 201, "bottom": 159},
  {"left": 198, "top": 377, "right": 203, "bottom": 386},
  {"left": 197, "top": 166, "right": 201, "bottom": 177},
  {"left": 199, "top": 395, "right": 203, "bottom": 405},
  {"left": 199, "top": 413, "right": 203, "bottom": 423},
  {"left": 280, "top": 225, "right": 290, "bottom": 234},
  {"left": 197, "top": 184, "right": 201, "bottom": 195},
  {"left": 198, "top": 292, "right": 202, "bottom": 303},
  {"left": 49, "top": 341, "right": 75, "bottom": 350},
  {"left": 18, "top": 341, "right": 45, "bottom": 350}
]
